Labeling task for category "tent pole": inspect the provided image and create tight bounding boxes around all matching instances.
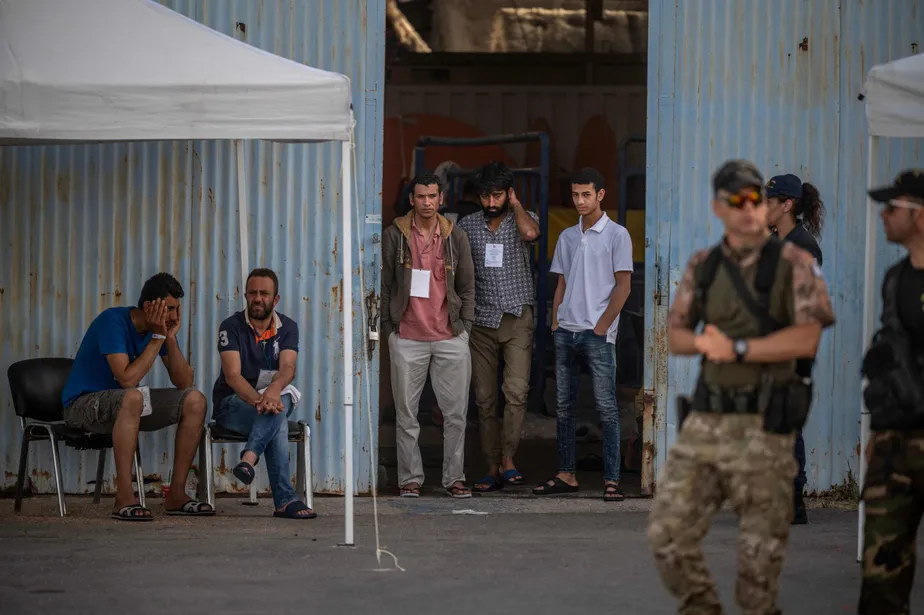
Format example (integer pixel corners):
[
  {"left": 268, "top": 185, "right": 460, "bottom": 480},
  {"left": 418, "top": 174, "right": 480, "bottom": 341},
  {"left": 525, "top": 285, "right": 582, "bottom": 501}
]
[
  {"left": 236, "top": 140, "right": 250, "bottom": 307},
  {"left": 858, "top": 134, "right": 878, "bottom": 563},
  {"left": 342, "top": 133, "right": 355, "bottom": 547}
]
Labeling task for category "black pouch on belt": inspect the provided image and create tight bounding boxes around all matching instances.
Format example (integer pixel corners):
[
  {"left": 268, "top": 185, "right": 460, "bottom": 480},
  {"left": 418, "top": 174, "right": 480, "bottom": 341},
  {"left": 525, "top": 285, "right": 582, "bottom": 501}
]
[
  {"left": 785, "top": 379, "right": 812, "bottom": 431},
  {"left": 677, "top": 395, "right": 692, "bottom": 429}
]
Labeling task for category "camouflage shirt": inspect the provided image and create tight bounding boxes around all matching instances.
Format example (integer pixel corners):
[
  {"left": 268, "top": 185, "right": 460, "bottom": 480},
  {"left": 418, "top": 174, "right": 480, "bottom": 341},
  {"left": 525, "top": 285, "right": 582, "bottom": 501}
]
[{"left": 669, "top": 239, "right": 836, "bottom": 388}]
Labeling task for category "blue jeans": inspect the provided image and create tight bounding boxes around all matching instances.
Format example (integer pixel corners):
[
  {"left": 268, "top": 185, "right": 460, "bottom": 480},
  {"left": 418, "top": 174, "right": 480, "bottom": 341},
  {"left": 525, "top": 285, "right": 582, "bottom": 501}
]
[
  {"left": 214, "top": 395, "right": 296, "bottom": 509},
  {"left": 554, "top": 329, "right": 621, "bottom": 482}
]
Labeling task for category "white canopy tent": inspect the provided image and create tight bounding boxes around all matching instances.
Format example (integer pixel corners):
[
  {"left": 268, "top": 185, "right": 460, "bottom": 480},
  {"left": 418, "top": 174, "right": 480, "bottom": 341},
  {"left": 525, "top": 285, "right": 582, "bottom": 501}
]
[
  {"left": 0, "top": 0, "right": 359, "bottom": 544},
  {"left": 859, "top": 52, "right": 924, "bottom": 561}
]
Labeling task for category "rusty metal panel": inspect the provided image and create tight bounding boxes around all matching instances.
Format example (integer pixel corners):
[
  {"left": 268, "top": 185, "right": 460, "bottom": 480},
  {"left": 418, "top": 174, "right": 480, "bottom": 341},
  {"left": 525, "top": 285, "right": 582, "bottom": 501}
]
[
  {"left": 646, "top": 0, "right": 924, "bottom": 493},
  {"left": 0, "top": 0, "right": 385, "bottom": 496}
]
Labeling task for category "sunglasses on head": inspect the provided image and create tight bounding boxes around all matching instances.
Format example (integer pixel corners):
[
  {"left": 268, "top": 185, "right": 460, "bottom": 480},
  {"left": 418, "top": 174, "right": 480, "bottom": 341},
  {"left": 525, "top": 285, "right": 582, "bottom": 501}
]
[
  {"left": 723, "top": 189, "right": 763, "bottom": 209},
  {"left": 883, "top": 199, "right": 924, "bottom": 214}
]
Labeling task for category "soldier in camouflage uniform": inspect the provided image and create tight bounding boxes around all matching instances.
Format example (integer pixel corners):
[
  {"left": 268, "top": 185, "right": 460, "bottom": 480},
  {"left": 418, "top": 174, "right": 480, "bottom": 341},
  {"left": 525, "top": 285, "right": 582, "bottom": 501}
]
[
  {"left": 859, "top": 170, "right": 924, "bottom": 615},
  {"left": 647, "top": 160, "right": 836, "bottom": 615}
]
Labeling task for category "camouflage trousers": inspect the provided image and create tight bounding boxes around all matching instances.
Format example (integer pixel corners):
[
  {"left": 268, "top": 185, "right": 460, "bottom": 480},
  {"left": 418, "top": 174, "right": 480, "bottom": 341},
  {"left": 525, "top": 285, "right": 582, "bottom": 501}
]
[
  {"left": 859, "top": 429, "right": 924, "bottom": 615},
  {"left": 648, "top": 411, "right": 797, "bottom": 615}
]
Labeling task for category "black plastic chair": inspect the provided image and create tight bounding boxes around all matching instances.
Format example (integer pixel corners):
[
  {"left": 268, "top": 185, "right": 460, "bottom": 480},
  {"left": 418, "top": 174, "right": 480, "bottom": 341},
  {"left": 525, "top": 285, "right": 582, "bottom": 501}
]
[{"left": 7, "top": 358, "right": 144, "bottom": 516}]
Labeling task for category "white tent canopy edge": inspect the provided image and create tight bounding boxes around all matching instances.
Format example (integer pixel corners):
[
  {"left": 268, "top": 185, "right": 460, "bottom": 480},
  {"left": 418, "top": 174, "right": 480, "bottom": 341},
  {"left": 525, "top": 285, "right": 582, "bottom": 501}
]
[
  {"left": 0, "top": 0, "right": 359, "bottom": 545},
  {"left": 859, "top": 51, "right": 924, "bottom": 561}
]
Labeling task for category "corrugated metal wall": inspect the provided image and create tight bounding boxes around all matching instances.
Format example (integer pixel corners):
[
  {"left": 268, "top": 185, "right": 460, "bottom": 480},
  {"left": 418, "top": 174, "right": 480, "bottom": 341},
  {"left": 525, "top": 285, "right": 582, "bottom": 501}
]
[
  {"left": 385, "top": 86, "right": 647, "bottom": 171},
  {"left": 646, "top": 0, "right": 924, "bottom": 492},
  {"left": 0, "top": 0, "right": 385, "bottom": 496}
]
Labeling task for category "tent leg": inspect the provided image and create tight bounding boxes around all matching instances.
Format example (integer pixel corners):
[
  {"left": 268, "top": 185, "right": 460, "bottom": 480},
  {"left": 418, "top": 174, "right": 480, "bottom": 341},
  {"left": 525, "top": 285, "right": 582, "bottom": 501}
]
[
  {"left": 859, "top": 134, "right": 879, "bottom": 563},
  {"left": 342, "top": 135, "right": 355, "bottom": 547},
  {"left": 236, "top": 140, "right": 250, "bottom": 307}
]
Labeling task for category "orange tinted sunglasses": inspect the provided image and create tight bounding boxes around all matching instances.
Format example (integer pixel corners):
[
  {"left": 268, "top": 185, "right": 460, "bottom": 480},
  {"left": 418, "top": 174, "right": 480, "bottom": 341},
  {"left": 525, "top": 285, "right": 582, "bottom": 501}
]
[{"left": 724, "top": 190, "right": 763, "bottom": 209}]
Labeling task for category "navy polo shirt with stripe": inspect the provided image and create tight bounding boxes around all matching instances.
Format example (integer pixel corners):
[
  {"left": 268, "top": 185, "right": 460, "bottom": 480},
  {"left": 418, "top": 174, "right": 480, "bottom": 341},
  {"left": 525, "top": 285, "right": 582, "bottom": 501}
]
[{"left": 211, "top": 310, "right": 299, "bottom": 408}]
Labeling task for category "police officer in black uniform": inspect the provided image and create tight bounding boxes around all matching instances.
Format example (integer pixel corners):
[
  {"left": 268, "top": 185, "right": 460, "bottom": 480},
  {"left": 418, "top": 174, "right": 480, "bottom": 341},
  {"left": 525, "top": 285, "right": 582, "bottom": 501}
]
[{"left": 765, "top": 173, "right": 826, "bottom": 525}]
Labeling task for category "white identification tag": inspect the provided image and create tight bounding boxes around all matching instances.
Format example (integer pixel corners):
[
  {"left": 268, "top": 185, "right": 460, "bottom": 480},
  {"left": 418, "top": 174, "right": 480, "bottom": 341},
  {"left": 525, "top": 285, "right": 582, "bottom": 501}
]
[
  {"left": 485, "top": 243, "right": 504, "bottom": 268},
  {"left": 410, "top": 269, "right": 431, "bottom": 298},
  {"left": 137, "top": 386, "right": 153, "bottom": 417},
  {"left": 257, "top": 369, "right": 277, "bottom": 390}
]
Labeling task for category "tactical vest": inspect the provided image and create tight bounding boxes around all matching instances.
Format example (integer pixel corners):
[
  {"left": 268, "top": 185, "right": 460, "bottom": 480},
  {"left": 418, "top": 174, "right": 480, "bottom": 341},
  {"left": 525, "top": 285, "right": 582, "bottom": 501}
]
[{"left": 692, "top": 236, "right": 798, "bottom": 390}]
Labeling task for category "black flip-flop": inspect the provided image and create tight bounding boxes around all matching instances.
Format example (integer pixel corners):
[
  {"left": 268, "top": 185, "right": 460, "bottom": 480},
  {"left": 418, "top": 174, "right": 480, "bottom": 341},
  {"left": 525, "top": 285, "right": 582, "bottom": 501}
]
[
  {"left": 532, "top": 476, "right": 579, "bottom": 496},
  {"left": 273, "top": 500, "right": 317, "bottom": 519},
  {"left": 604, "top": 484, "right": 625, "bottom": 502},
  {"left": 166, "top": 499, "right": 216, "bottom": 516},
  {"left": 232, "top": 461, "right": 256, "bottom": 485},
  {"left": 111, "top": 504, "right": 153, "bottom": 522}
]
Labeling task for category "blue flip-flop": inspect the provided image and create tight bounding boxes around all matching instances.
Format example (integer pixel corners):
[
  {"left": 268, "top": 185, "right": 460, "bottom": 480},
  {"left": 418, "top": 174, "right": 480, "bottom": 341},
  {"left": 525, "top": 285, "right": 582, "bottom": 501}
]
[
  {"left": 502, "top": 469, "right": 525, "bottom": 485},
  {"left": 473, "top": 475, "right": 503, "bottom": 493},
  {"left": 273, "top": 500, "right": 317, "bottom": 519}
]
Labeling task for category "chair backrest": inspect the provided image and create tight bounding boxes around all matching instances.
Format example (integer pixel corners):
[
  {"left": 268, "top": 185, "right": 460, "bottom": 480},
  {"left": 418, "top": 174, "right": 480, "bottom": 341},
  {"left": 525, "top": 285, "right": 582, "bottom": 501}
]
[{"left": 7, "top": 358, "right": 75, "bottom": 423}]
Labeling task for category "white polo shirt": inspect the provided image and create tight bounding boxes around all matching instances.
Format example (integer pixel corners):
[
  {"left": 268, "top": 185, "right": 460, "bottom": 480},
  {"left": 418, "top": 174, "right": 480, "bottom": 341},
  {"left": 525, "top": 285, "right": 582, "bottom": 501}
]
[{"left": 550, "top": 213, "right": 634, "bottom": 344}]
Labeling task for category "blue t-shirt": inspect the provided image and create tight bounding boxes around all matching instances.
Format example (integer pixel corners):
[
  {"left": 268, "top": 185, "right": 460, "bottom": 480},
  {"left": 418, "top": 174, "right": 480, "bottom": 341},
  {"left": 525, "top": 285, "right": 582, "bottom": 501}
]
[
  {"left": 211, "top": 310, "right": 299, "bottom": 408},
  {"left": 62, "top": 307, "right": 168, "bottom": 408}
]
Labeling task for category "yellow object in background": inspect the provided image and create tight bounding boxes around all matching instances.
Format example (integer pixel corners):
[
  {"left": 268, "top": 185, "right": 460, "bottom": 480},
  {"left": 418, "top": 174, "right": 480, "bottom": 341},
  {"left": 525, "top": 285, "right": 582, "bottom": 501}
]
[{"left": 544, "top": 209, "right": 645, "bottom": 264}]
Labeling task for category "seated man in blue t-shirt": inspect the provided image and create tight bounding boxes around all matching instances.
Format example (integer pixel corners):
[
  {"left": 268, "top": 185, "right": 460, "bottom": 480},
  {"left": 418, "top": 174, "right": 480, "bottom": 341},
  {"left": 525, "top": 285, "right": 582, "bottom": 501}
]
[
  {"left": 212, "top": 268, "right": 315, "bottom": 519},
  {"left": 62, "top": 272, "right": 213, "bottom": 521}
]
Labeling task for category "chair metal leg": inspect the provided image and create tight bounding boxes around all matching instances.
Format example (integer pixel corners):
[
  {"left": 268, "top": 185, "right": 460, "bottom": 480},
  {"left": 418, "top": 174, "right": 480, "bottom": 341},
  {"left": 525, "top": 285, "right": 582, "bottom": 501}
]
[
  {"left": 134, "top": 445, "right": 145, "bottom": 508},
  {"left": 14, "top": 430, "right": 30, "bottom": 513},
  {"left": 297, "top": 422, "right": 313, "bottom": 510},
  {"left": 248, "top": 478, "right": 258, "bottom": 504},
  {"left": 203, "top": 427, "right": 215, "bottom": 509},
  {"left": 93, "top": 450, "right": 106, "bottom": 504},
  {"left": 197, "top": 426, "right": 210, "bottom": 504},
  {"left": 42, "top": 426, "right": 67, "bottom": 517}
]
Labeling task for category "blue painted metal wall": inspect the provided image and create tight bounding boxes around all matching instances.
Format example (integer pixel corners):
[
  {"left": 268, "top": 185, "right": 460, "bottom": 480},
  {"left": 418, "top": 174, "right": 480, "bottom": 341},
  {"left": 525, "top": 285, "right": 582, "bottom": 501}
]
[
  {"left": 645, "top": 0, "right": 924, "bottom": 492},
  {"left": 0, "top": 0, "right": 385, "bottom": 496}
]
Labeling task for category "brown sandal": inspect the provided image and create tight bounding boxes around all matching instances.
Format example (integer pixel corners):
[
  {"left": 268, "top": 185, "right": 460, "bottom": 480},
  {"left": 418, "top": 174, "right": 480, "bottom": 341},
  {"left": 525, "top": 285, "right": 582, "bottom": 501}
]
[
  {"left": 446, "top": 482, "right": 472, "bottom": 499},
  {"left": 399, "top": 483, "right": 420, "bottom": 498}
]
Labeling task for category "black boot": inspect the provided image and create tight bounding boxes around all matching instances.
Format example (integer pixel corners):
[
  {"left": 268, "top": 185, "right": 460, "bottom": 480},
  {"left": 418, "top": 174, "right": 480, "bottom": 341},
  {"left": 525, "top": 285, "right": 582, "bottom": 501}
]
[{"left": 792, "top": 490, "right": 808, "bottom": 525}]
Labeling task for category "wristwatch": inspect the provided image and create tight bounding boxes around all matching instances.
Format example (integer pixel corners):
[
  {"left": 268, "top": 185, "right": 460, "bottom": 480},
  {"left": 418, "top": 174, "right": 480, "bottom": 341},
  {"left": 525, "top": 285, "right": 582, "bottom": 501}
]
[
  {"left": 152, "top": 334, "right": 167, "bottom": 340},
  {"left": 733, "top": 339, "right": 748, "bottom": 363}
]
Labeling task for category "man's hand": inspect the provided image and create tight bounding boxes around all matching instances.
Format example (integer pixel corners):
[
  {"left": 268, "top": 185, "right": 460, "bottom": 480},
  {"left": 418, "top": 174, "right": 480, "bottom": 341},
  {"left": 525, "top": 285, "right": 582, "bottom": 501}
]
[
  {"left": 508, "top": 187, "right": 521, "bottom": 209},
  {"left": 257, "top": 388, "right": 284, "bottom": 415},
  {"left": 144, "top": 299, "right": 169, "bottom": 337},
  {"left": 552, "top": 320, "right": 559, "bottom": 332},
  {"left": 694, "top": 324, "right": 735, "bottom": 363},
  {"left": 167, "top": 304, "right": 182, "bottom": 340},
  {"left": 593, "top": 323, "right": 609, "bottom": 337}
]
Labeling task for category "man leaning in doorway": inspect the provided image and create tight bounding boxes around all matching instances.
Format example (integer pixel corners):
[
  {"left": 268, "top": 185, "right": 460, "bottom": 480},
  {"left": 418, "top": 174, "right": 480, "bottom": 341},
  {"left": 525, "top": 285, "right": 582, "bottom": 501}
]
[
  {"left": 458, "top": 161, "right": 541, "bottom": 492},
  {"left": 382, "top": 172, "right": 476, "bottom": 498},
  {"left": 533, "top": 167, "right": 634, "bottom": 502}
]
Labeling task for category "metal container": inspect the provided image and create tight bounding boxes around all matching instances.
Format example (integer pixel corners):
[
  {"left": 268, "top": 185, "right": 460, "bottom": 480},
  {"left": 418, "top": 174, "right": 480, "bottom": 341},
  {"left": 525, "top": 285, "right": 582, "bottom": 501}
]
[{"left": 0, "top": 0, "right": 385, "bottom": 496}]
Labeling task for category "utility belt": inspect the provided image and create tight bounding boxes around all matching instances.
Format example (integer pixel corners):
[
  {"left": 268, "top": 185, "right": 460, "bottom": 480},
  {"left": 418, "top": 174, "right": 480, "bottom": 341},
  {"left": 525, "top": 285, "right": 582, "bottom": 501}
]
[{"left": 676, "top": 377, "right": 813, "bottom": 435}]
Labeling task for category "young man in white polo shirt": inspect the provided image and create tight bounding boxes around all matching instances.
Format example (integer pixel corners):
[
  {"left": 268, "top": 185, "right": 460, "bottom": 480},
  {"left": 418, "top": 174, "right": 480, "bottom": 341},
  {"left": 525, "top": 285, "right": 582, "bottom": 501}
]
[{"left": 533, "top": 167, "right": 634, "bottom": 502}]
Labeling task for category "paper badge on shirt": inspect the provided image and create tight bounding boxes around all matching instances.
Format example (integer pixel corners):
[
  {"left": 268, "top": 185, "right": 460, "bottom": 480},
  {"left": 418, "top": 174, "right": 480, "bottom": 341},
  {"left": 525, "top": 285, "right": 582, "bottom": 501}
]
[
  {"left": 410, "top": 269, "right": 431, "bottom": 298},
  {"left": 485, "top": 243, "right": 504, "bottom": 268}
]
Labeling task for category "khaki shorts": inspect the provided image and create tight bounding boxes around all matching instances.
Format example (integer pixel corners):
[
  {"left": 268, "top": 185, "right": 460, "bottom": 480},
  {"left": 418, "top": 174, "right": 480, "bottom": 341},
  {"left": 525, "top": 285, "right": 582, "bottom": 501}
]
[{"left": 64, "top": 388, "right": 194, "bottom": 434}]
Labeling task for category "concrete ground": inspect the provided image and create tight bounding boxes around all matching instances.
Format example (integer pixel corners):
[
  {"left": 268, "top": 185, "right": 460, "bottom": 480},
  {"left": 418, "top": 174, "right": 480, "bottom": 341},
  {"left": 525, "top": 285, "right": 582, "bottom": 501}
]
[{"left": 2, "top": 494, "right": 917, "bottom": 615}]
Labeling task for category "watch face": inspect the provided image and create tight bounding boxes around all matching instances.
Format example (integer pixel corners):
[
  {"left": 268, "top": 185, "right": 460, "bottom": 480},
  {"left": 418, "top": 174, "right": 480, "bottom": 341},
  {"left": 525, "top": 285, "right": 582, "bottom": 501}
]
[{"left": 734, "top": 339, "right": 747, "bottom": 355}]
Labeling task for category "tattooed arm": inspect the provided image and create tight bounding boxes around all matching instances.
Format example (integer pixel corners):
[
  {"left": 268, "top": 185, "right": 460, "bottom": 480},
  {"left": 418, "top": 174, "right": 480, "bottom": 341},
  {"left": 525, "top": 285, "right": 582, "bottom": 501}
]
[
  {"left": 668, "top": 252, "right": 708, "bottom": 355},
  {"left": 736, "top": 244, "right": 836, "bottom": 363}
]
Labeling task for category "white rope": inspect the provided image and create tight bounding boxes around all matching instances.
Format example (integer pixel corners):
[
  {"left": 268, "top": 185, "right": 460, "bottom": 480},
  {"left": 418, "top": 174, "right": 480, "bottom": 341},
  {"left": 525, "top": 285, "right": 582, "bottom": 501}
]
[{"left": 351, "top": 117, "right": 405, "bottom": 573}]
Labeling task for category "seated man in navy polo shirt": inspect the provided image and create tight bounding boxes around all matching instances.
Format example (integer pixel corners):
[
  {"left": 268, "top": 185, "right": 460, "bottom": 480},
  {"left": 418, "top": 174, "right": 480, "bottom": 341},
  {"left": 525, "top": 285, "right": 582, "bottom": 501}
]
[
  {"left": 212, "top": 268, "right": 315, "bottom": 519},
  {"left": 61, "top": 272, "right": 213, "bottom": 521}
]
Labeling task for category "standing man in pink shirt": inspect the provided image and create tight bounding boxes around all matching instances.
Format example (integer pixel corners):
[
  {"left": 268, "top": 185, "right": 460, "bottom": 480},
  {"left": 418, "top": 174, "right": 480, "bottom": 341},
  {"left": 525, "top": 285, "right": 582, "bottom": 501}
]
[{"left": 382, "top": 172, "right": 476, "bottom": 499}]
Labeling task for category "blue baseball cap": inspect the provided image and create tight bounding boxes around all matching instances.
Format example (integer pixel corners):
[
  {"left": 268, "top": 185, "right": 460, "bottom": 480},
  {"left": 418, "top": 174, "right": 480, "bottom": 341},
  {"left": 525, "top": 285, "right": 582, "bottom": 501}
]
[{"left": 766, "top": 174, "right": 802, "bottom": 199}]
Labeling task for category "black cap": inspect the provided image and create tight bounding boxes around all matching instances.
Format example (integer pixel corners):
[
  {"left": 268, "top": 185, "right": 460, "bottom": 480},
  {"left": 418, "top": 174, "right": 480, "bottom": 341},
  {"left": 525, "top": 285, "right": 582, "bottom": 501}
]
[
  {"left": 712, "top": 159, "right": 764, "bottom": 195},
  {"left": 766, "top": 174, "right": 803, "bottom": 199},
  {"left": 869, "top": 170, "right": 924, "bottom": 203}
]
